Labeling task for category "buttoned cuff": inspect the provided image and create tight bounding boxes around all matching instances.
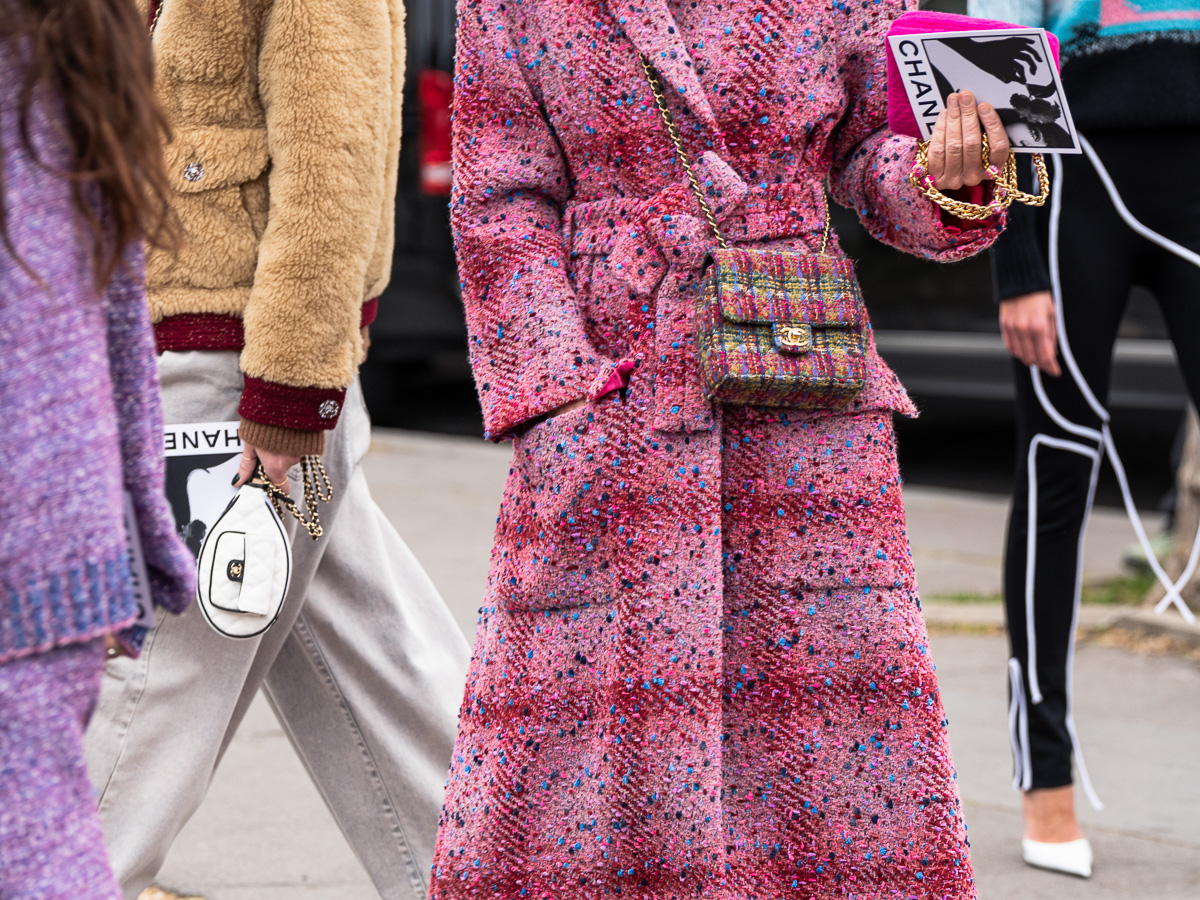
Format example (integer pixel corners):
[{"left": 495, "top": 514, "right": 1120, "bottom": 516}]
[{"left": 239, "top": 375, "right": 346, "bottom": 431}]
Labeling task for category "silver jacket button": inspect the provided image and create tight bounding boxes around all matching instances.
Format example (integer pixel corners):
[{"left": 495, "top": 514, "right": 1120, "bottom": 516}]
[
  {"left": 183, "top": 162, "right": 204, "bottom": 182},
  {"left": 318, "top": 400, "right": 340, "bottom": 420}
]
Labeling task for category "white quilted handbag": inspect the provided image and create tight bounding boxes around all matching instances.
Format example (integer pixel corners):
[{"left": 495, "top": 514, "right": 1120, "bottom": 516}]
[{"left": 196, "top": 483, "right": 292, "bottom": 639}]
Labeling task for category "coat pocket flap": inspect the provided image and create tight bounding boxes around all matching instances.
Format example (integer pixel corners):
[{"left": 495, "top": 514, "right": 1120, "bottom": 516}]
[
  {"left": 708, "top": 248, "right": 865, "bottom": 328},
  {"left": 164, "top": 127, "right": 270, "bottom": 193}
]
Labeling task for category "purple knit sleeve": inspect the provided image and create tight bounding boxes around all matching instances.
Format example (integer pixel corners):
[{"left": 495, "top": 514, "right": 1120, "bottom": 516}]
[{"left": 105, "top": 243, "right": 196, "bottom": 614}]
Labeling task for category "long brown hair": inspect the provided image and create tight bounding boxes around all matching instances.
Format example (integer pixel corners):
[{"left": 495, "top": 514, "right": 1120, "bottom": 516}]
[{"left": 0, "top": 0, "right": 173, "bottom": 289}]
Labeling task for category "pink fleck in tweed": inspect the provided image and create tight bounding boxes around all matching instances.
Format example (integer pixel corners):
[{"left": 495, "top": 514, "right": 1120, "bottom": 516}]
[{"left": 434, "top": 0, "right": 1000, "bottom": 897}]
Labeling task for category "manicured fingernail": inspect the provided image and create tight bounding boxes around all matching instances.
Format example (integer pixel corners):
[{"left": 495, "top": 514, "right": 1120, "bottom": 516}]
[
  {"left": 948, "top": 93, "right": 960, "bottom": 109},
  {"left": 960, "top": 91, "right": 974, "bottom": 107},
  {"left": 231, "top": 474, "right": 239, "bottom": 485}
]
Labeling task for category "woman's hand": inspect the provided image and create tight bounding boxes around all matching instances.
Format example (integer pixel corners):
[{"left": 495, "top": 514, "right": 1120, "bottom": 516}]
[
  {"left": 928, "top": 91, "right": 1011, "bottom": 190},
  {"left": 235, "top": 444, "right": 301, "bottom": 493},
  {"left": 1000, "top": 290, "right": 1060, "bottom": 376}
]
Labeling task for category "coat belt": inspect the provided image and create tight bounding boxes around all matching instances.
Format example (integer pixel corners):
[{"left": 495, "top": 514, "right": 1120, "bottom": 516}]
[{"left": 566, "top": 155, "right": 829, "bottom": 432}]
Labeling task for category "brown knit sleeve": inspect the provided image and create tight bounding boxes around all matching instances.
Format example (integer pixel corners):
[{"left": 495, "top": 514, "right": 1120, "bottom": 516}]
[{"left": 239, "top": 419, "right": 325, "bottom": 457}]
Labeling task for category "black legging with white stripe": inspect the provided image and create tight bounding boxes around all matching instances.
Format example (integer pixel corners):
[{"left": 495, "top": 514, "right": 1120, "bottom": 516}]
[{"left": 1002, "top": 128, "right": 1200, "bottom": 793}]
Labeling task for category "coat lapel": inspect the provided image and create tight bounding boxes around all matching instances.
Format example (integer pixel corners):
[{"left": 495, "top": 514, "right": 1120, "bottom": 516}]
[{"left": 610, "top": 0, "right": 723, "bottom": 140}]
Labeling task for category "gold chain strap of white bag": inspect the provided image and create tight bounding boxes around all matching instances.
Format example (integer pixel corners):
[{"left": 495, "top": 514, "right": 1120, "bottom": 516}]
[{"left": 257, "top": 457, "right": 333, "bottom": 541}]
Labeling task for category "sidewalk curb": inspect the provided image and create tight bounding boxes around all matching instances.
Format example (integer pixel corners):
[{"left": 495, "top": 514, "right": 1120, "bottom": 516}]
[
  {"left": 921, "top": 601, "right": 1200, "bottom": 653},
  {"left": 1110, "top": 607, "right": 1200, "bottom": 649},
  {"left": 920, "top": 602, "right": 1132, "bottom": 632},
  {"left": 920, "top": 602, "right": 1005, "bottom": 631}
]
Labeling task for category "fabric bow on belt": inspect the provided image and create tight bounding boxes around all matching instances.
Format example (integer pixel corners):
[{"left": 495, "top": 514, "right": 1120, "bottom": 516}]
[{"left": 595, "top": 151, "right": 825, "bottom": 432}]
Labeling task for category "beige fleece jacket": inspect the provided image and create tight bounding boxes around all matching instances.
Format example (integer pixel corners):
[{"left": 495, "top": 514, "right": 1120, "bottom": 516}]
[{"left": 142, "top": 0, "right": 405, "bottom": 455}]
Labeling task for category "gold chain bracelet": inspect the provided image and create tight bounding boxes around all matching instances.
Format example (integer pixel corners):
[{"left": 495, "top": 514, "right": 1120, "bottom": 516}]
[
  {"left": 909, "top": 134, "right": 1049, "bottom": 221},
  {"left": 257, "top": 456, "right": 333, "bottom": 540}
]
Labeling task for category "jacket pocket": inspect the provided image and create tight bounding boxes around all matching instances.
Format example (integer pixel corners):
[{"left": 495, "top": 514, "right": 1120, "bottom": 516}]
[
  {"left": 152, "top": 128, "right": 270, "bottom": 290},
  {"left": 492, "top": 394, "right": 639, "bottom": 613}
]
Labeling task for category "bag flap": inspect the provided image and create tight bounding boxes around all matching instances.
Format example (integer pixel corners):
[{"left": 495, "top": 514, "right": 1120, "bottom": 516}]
[
  {"left": 209, "top": 531, "right": 246, "bottom": 613},
  {"left": 708, "top": 248, "right": 864, "bottom": 328},
  {"left": 202, "top": 492, "right": 283, "bottom": 617}
]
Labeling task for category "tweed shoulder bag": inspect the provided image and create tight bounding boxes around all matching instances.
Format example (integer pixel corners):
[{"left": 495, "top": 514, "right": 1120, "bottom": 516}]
[{"left": 641, "top": 56, "right": 868, "bottom": 409}]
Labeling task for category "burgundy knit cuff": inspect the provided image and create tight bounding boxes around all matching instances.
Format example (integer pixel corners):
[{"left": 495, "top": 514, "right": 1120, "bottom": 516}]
[
  {"left": 239, "top": 376, "right": 348, "bottom": 432},
  {"left": 155, "top": 300, "right": 380, "bottom": 355},
  {"left": 361, "top": 296, "right": 379, "bottom": 328},
  {"left": 155, "top": 313, "right": 244, "bottom": 353}
]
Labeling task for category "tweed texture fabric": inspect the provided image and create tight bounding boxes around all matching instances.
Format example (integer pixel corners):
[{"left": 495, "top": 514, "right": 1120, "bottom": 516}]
[
  {"left": 0, "top": 38, "right": 195, "bottom": 665},
  {"left": 698, "top": 249, "right": 868, "bottom": 408},
  {"left": 0, "top": 640, "right": 122, "bottom": 900},
  {"left": 434, "top": 0, "right": 999, "bottom": 896},
  {"left": 135, "top": 0, "right": 405, "bottom": 445},
  {"left": 432, "top": 385, "right": 974, "bottom": 898},
  {"left": 451, "top": 0, "right": 1002, "bottom": 442}
]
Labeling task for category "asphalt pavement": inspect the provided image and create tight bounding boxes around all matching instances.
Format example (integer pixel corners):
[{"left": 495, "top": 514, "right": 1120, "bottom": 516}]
[{"left": 148, "top": 430, "right": 1200, "bottom": 899}]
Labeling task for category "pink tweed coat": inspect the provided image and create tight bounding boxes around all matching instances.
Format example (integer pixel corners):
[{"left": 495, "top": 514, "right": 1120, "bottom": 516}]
[{"left": 432, "top": 1, "right": 1002, "bottom": 898}]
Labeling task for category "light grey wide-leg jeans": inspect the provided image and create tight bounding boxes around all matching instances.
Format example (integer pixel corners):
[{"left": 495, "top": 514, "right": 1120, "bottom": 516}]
[{"left": 85, "top": 351, "right": 470, "bottom": 900}]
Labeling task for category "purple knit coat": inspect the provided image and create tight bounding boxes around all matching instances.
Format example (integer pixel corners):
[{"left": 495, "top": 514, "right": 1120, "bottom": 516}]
[{"left": 0, "top": 40, "right": 194, "bottom": 664}]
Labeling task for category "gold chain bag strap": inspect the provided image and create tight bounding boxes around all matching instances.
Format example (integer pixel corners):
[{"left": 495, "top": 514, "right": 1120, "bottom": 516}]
[
  {"left": 257, "top": 458, "right": 333, "bottom": 540},
  {"left": 641, "top": 55, "right": 868, "bottom": 409},
  {"left": 909, "top": 134, "right": 1050, "bottom": 220}
]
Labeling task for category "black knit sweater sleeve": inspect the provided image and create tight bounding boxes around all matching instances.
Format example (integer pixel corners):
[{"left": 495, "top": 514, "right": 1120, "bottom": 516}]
[{"left": 990, "top": 156, "right": 1052, "bottom": 302}]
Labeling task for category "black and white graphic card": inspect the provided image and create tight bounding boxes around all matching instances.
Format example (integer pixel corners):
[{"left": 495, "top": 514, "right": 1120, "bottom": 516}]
[
  {"left": 163, "top": 421, "right": 243, "bottom": 559},
  {"left": 888, "top": 29, "right": 1080, "bottom": 153}
]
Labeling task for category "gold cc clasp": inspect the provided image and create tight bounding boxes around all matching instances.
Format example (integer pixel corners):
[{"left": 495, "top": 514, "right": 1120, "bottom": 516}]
[{"left": 775, "top": 323, "right": 812, "bottom": 353}]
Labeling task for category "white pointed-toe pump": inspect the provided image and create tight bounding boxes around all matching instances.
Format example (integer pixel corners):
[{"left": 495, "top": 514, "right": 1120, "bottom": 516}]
[{"left": 1022, "top": 837, "right": 1094, "bottom": 878}]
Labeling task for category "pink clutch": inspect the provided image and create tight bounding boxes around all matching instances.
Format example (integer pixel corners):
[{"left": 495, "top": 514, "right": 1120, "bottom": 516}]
[{"left": 885, "top": 10, "right": 1061, "bottom": 140}]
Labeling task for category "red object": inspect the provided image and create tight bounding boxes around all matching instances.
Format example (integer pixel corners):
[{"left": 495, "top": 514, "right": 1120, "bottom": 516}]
[
  {"left": 359, "top": 295, "right": 379, "bottom": 328},
  {"left": 429, "top": 3, "right": 1003, "bottom": 896},
  {"left": 239, "top": 376, "right": 347, "bottom": 432},
  {"left": 155, "top": 301, "right": 379, "bottom": 355},
  {"left": 417, "top": 69, "right": 453, "bottom": 196}
]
